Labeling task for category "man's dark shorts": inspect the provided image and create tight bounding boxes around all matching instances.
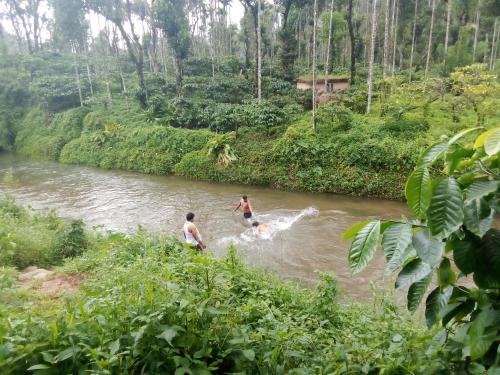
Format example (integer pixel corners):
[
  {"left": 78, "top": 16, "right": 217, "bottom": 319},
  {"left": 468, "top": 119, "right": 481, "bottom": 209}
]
[{"left": 244, "top": 212, "right": 252, "bottom": 219}]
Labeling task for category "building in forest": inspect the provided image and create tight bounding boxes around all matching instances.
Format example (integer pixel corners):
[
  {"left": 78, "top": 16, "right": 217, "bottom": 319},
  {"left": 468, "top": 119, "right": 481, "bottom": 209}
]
[{"left": 296, "top": 77, "right": 350, "bottom": 103}]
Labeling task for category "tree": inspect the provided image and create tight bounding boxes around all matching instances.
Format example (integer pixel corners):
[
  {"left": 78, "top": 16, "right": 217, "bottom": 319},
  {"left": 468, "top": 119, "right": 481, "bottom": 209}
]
[
  {"left": 346, "top": 126, "right": 500, "bottom": 370},
  {"left": 5, "top": 0, "right": 45, "bottom": 54},
  {"left": 367, "top": 0, "right": 378, "bottom": 114},
  {"left": 53, "top": 0, "right": 88, "bottom": 52},
  {"left": 156, "top": 0, "right": 191, "bottom": 97},
  {"left": 409, "top": 0, "right": 418, "bottom": 81},
  {"left": 346, "top": 0, "right": 356, "bottom": 84},
  {"left": 444, "top": 0, "right": 452, "bottom": 61},
  {"left": 382, "top": 0, "right": 390, "bottom": 78},
  {"left": 85, "top": 0, "right": 148, "bottom": 106},
  {"left": 312, "top": 0, "right": 317, "bottom": 129},
  {"left": 425, "top": 0, "right": 436, "bottom": 78}
]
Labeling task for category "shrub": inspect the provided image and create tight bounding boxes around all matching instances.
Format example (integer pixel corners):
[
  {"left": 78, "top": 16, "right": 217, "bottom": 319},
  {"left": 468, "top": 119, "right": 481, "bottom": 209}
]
[{"left": 53, "top": 219, "right": 88, "bottom": 260}]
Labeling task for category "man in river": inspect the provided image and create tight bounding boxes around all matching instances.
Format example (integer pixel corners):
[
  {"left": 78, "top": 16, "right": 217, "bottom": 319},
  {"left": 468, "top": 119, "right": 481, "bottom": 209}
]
[
  {"left": 252, "top": 221, "right": 268, "bottom": 235},
  {"left": 183, "top": 212, "right": 206, "bottom": 252},
  {"left": 233, "top": 195, "right": 253, "bottom": 220}
]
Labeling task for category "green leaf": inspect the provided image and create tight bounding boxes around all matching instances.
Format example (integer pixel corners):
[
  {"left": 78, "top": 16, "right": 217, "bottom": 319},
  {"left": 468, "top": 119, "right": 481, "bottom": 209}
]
[
  {"left": 467, "top": 306, "right": 498, "bottom": 360},
  {"left": 395, "top": 259, "right": 432, "bottom": 289},
  {"left": 407, "top": 274, "right": 432, "bottom": 313},
  {"left": 418, "top": 142, "right": 448, "bottom": 166},
  {"left": 412, "top": 228, "right": 445, "bottom": 267},
  {"left": 425, "top": 286, "right": 452, "bottom": 327},
  {"left": 484, "top": 127, "right": 500, "bottom": 155},
  {"left": 464, "top": 199, "right": 494, "bottom": 238},
  {"left": 437, "top": 258, "right": 456, "bottom": 288},
  {"left": 348, "top": 220, "right": 381, "bottom": 274},
  {"left": 241, "top": 349, "right": 255, "bottom": 361},
  {"left": 109, "top": 339, "right": 120, "bottom": 355},
  {"left": 381, "top": 223, "right": 412, "bottom": 262},
  {"left": 156, "top": 325, "right": 184, "bottom": 346},
  {"left": 445, "top": 145, "right": 474, "bottom": 174},
  {"left": 452, "top": 232, "right": 481, "bottom": 275},
  {"left": 55, "top": 347, "right": 75, "bottom": 362},
  {"left": 385, "top": 244, "right": 416, "bottom": 275},
  {"left": 465, "top": 181, "right": 500, "bottom": 203},
  {"left": 442, "top": 299, "right": 475, "bottom": 326},
  {"left": 428, "top": 178, "right": 464, "bottom": 239},
  {"left": 405, "top": 166, "right": 432, "bottom": 219},
  {"left": 28, "top": 364, "right": 51, "bottom": 371},
  {"left": 343, "top": 220, "right": 370, "bottom": 241},
  {"left": 448, "top": 127, "right": 483, "bottom": 145}
]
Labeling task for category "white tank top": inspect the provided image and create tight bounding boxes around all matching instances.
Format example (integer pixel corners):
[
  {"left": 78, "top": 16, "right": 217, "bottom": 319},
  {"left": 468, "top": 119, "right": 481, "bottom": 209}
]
[{"left": 183, "top": 221, "right": 198, "bottom": 245}]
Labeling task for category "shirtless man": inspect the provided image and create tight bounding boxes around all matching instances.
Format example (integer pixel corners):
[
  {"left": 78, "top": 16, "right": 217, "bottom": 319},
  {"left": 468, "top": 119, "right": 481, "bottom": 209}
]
[
  {"left": 183, "top": 212, "right": 206, "bottom": 251},
  {"left": 233, "top": 195, "right": 253, "bottom": 220},
  {"left": 252, "top": 221, "right": 268, "bottom": 235}
]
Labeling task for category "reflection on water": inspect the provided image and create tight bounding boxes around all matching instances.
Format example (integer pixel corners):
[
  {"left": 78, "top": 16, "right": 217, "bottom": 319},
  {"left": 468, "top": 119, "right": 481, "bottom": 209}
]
[{"left": 0, "top": 153, "right": 408, "bottom": 300}]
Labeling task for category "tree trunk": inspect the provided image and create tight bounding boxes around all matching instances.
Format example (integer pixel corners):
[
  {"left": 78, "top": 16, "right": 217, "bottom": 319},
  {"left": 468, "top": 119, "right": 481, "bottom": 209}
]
[
  {"left": 71, "top": 42, "right": 83, "bottom": 107},
  {"left": 312, "top": 0, "right": 318, "bottom": 130},
  {"left": 324, "top": 0, "right": 334, "bottom": 86},
  {"left": 444, "top": 0, "right": 452, "bottom": 60},
  {"left": 175, "top": 56, "right": 183, "bottom": 97},
  {"left": 425, "top": 0, "right": 436, "bottom": 78},
  {"left": 491, "top": 18, "right": 499, "bottom": 70},
  {"left": 490, "top": 19, "right": 497, "bottom": 70},
  {"left": 409, "top": 0, "right": 418, "bottom": 81},
  {"left": 391, "top": 0, "right": 399, "bottom": 76},
  {"left": 257, "top": 0, "right": 262, "bottom": 100},
  {"left": 382, "top": 0, "right": 390, "bottom": 78},
  {"left": 367, "top": 0, "right": 378, "bottom": 114},
  {"left": 472, "top": 3, "right": 480, "bottom": 62},
  {"left": 347, "top": 0, "right": 356, "bottom": 84}
]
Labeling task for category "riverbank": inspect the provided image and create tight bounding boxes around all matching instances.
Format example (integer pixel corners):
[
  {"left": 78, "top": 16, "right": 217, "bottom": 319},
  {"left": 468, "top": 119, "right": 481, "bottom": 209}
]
[
  {"left": 7, "top": 101, "right": 446, "bottom": 200},
  {"left": 0, "top": 198, "right": 449, "bottom": 373}
]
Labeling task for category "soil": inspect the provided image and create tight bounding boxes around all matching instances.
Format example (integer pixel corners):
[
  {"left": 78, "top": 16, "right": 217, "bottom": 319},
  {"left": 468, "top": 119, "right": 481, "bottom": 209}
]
[{"left": 17, "top": 266, "right": 83, "bottom": 298}]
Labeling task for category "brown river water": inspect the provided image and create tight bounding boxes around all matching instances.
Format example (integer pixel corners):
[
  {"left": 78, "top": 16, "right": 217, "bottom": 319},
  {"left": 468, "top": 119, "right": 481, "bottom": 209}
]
[{"left": 0, "top": 153, "right": 408, "bottom": 300}]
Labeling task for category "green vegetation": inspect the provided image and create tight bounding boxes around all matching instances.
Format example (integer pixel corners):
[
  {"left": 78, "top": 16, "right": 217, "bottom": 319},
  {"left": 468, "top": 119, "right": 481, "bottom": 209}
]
[
  {"left": 0, "top": 198, "right": 453, "bottom": 374},
  {"left": 346, "top": 127, "right": 500, "bottom": 371},
  {"left": 0, "top": 198, "right": 88, "bottom": 269}
]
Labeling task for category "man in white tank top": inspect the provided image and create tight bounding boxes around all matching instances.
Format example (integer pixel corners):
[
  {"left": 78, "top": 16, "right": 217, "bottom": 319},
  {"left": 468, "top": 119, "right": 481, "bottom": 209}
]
[{"left": 183, "top": 212, "right": 206, "bottom": 251}]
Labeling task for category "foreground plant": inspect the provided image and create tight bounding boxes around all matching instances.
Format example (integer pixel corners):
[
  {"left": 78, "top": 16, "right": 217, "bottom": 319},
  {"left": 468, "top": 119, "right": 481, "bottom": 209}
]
[{"left": 346, "top": 126, "right": 500, "bottom": 371}]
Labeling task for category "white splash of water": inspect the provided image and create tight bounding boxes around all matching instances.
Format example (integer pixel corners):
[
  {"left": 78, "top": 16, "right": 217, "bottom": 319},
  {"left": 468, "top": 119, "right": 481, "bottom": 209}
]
[{"left": 217, "top": 206, "right": 319, "bottom": 245}]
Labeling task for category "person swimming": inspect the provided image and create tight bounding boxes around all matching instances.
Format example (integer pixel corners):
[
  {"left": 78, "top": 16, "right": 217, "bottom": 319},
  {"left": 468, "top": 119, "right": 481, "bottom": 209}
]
[
  {"left": 252, "top": 221, "right": 268, "bottom": 235},
  {"left": 233, "top": 195, "right": 253, "bottom": 219}
]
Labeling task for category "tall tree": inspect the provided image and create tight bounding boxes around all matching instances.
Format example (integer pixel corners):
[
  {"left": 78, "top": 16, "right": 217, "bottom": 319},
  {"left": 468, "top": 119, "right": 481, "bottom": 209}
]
[
  {"left": 409, "top": 0, "right": 418, "bottom": 81},
  {"left": 346, "top": 0, "right": 356, "bottom": 84},
  {"left": 391, "top": 0, "right": 398, "bottom": 76},
  {"left": 53, "top": 0, "right": 88, "bottom": 51},
  {"left": 156, "top": 0, "right": 191, "bottom": 97},
  {"left": 85, "top": 0, "right": 148, "bottom": 106},
  {"left": 257, "top": 0, "right": 262, "bottom": 99},
  {"left": 367, "top": 0, "right": 378, "bottom": 114},
  {"left": 5, "top": 0, "right": 44, "bottom": 54},
  {"left": 382, "top": 0, "right": 390, "bottom": 77},
  {"left": 324, "top": 0, "right": 334, "bottom": 85},
  {"left": 312, "top": 0, "right": 317, "bottom": 129},
  {"left": 425, "top": 0, "right": 436, "bottom": 78},
  {"left": 444, "top": 0, "right": 452, "bottom": 60},
  {"left": 472, "top": 1, "right": 481, "bottom": 61}
]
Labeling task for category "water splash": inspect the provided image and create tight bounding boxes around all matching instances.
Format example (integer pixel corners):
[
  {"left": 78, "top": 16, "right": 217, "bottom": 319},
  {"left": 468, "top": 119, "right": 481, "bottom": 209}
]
[{"left": 217, "top": 206, "right": 319, "bottom": 245}]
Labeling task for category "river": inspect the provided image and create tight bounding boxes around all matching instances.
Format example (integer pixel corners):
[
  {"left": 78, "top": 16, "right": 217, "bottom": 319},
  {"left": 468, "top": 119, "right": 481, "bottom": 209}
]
[{"left": 0, "top": 153, "right": 408, "bottom": 300}]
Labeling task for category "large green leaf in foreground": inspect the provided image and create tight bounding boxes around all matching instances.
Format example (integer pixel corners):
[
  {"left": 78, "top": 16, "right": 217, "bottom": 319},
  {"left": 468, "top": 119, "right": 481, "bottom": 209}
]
[
  {"left": 405, "top": 166, "right": 432, "bottom": 219},
  {"left": 348, "top": 220, "right": 380, "bottom": 274},
  {"left": 428, "top": 178, "right": 464, "bottom": 238}
]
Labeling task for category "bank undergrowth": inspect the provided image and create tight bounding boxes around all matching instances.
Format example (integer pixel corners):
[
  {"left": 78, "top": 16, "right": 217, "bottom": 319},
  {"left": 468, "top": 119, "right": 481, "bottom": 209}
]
[{"left": 0, "top": 199, "right": 451, "bottom": 374}]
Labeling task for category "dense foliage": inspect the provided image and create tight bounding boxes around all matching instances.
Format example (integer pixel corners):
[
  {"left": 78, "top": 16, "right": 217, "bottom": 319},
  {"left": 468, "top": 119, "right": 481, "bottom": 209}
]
[
  {"left": 0, "top": 199, "right": 453, "bottom": 374},
  {"left": 346, "top": 127, "right": 500, "bottom": 371}
]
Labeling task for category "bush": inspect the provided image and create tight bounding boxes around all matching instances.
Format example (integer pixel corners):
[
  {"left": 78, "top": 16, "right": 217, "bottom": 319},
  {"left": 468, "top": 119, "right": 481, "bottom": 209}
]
[{"left": 53, "top": 219, "right": 88, "bottom": 260}]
